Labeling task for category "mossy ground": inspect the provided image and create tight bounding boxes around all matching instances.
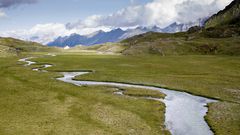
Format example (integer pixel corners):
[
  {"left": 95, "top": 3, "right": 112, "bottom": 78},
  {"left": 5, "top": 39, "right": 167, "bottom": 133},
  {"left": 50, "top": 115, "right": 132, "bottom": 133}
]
[{"left": 206, "top": 102, "right": 240, "bottom": 135}]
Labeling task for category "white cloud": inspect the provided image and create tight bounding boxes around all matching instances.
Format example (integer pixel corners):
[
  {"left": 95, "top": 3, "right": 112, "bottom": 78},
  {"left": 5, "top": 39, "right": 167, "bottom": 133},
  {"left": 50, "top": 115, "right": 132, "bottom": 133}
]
[
  {"left": 0, "top": 23, "right": 72, "bottom": 44},
  {"left": 0, "top": 23, "right": 69, "bottom": 44},
  {"left": 175, "top": 0, "right": 233, "bottom": 23},
  {"left": 68, "top": 0, "right": 233, "bottom": 28},
  {"left": 0, "top": 23, "right": 111, "bottom": 44}
]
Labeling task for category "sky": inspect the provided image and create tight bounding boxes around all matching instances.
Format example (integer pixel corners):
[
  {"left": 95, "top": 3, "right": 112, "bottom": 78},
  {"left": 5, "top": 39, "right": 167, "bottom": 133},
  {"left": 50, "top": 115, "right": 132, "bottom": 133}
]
[{"left": 0, "top": 0, "right": 233, "bottom": 44}]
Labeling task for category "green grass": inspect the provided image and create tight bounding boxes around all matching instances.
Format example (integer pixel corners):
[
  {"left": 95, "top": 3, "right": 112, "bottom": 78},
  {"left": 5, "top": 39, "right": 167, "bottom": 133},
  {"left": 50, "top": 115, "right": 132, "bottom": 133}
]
[
  {"left": 0, "top": 56, "right": 169, "bottom": 135},
  {"left": 206, "top": 102, "right": 240, "bottom": 135},
  {"left": 61, "top": 42, "right": 127, "bottom": 56},
  {"left": 1, "top": 49, "right": 240, "bottom": 135},
  {"left": 35, "top": 54, "right": 240, "bottom": 135},
  {"left": 0, "top": 45, "right": 16, "bottom": 57},
  {"left": 122, "top": 88, "right": 165, "bottom": 99}
]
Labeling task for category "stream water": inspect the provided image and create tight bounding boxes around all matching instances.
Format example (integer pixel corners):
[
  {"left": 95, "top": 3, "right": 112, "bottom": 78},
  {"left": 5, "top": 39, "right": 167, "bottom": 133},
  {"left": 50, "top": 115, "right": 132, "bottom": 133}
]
[{"left": 19, "top": 57, "right": 217, "bottom": 135}]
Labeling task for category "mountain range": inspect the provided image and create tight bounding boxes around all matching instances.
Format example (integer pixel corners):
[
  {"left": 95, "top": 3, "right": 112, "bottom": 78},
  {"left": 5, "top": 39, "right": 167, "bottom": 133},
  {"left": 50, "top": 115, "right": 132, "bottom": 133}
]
[{"left": 48, "top": 19, "right": 207, "bottom": 47}]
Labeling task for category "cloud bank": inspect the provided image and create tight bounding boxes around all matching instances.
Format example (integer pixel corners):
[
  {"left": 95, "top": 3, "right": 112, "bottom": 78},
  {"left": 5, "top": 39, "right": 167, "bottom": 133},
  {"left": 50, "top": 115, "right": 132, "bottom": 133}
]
[
  {"left": 0, "top": 23, "right": 112, "bottom": 44},
  {"left": 0, "top": 0, "right": 233, "bottom": 44},
  {"left": 67, "top": 0, "right": 233, "bottom": 29}
]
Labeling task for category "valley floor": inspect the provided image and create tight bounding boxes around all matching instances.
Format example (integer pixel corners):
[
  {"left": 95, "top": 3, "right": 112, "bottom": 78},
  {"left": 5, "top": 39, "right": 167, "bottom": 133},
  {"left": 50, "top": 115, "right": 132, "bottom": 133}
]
[{"left": 0, "top": 53, "right": 239, "bottom": 135}]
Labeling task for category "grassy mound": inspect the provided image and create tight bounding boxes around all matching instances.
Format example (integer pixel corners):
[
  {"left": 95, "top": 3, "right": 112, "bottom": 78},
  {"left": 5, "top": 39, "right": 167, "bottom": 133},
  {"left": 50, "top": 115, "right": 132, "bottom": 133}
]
[{"left": 121, "top": 32, "right": 240, "bottom": 56}]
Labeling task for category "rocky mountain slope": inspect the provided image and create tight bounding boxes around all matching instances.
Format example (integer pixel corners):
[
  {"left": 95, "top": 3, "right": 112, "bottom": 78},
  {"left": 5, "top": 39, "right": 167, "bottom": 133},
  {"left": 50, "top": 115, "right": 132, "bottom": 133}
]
[{"left": 205, "top": 0, "right": 240, "bottom": 28}]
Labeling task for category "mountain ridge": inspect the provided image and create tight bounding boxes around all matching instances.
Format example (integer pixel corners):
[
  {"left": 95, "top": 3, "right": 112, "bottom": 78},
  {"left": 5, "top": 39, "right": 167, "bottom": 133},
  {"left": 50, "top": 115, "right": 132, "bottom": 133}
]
[{"left": 48, "top": 20, "right": 205, "bottom": 47}]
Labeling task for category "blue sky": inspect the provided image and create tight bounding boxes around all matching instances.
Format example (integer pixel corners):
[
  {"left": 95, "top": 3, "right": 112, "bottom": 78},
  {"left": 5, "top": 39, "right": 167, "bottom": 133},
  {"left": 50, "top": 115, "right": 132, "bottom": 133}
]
[
  {"left": 0, "top": 0, "right": 149, "bottom": 31},
  {"left": 0, "top": 0, "right": 233, "bottom": 44}
]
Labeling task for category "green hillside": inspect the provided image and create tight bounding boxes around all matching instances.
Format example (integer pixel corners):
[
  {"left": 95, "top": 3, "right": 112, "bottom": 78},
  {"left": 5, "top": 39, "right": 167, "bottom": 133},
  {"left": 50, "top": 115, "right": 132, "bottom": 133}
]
[
  {"left": 120, "top": 32, "right": 240, "bottom": 56},
  {"left": 67, "top": 43, "right": 126, "bottom": 54},
  {"left": 205, "top": 0, "right": 240, "bottom": 28},
  {"left": 0, "top": 37, "right": 58, "bottom": 57},
  {"left": 203, "top": 0, "right": 240, "bottom": 38}
]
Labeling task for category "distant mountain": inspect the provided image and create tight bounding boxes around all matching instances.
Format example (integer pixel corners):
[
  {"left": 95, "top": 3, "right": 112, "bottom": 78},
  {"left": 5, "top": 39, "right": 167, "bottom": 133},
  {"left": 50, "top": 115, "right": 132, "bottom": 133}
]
[
  {"left": 48, "top": 33, "right": 87, "bottom": 47},
  {"left": 162, "top": 18, "right": 207, "bottom": 33},
  {"left": 120, "top": 26, "right": 162, "bottom": 40},
  {"left": 205, "top": 0, "right": 240, "bottom": 28},
  {"left": 87, "top": 28, "right": 125, "bottom": 45},
  {"left": 48, "top": 20, "right": 205, "bottom": 47},
  {"left": 48, "top": 29, "right": 126, "bottom": 47}
]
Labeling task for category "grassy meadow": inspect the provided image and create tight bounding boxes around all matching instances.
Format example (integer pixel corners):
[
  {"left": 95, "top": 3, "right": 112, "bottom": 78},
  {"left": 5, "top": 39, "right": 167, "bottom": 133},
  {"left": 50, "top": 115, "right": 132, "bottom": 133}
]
[
  {"left": 0, "top": 56, "right": 170, "bottom": 135},
  {"left": 34, "top": 53, "right": 240, "bottom": 135},
  {"left": 1, "top": 46, "right": 240, "bottom": 135}
]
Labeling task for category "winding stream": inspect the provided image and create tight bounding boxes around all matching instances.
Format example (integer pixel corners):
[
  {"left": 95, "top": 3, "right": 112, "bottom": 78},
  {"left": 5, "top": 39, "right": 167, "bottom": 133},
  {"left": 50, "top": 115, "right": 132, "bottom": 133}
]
[{"left": 19, "top": 57, "right": 217, "bottom": 135}]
